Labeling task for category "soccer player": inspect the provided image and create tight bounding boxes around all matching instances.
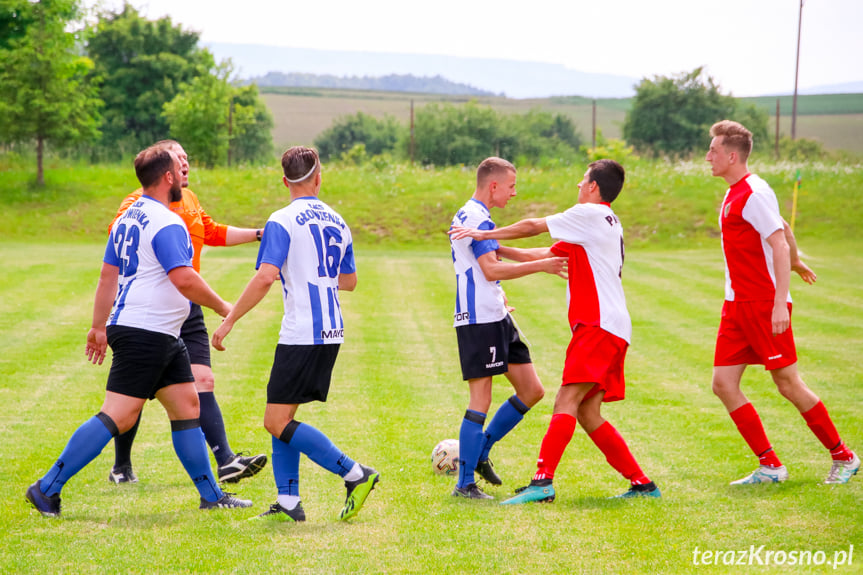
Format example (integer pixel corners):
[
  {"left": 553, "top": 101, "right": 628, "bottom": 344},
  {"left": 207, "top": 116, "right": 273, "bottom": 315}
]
[
  {"left": 106, "top": 140, "right": 267, "bottom": 486},
  {"left": 25, "top": 145, "right": 252, "bottom": 518},
  {"left": 705, "top": 120, "right": 859, "bottom": 485},
  {"left": 211, "top": 146, "right": 379, "bottom": 522},
  {"left": 448, "top": 157, "right": 567, "bottom": 500},
  {"left": 450, "top": 159, "right": 661, "bottom": 503}
]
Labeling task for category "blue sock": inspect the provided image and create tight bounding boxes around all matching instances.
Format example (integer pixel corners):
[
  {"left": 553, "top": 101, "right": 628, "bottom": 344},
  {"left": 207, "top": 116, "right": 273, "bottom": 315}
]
[
  {"left": 272, "top": 435, "right": 300, "bottom": 496},
  {"left": 41, "top": 415, "right": 114, "bottom": 497},
  {"left": 479, "top": 395, "right": 530, "bottom": 462},
  {"left": 198, "top": 392, "right": 233, "bottom": 466},
  {"left": 457, "top": 410, "right": 486, "bottom": 489},
  {"left": 171, "top": 421, "right": 222, "bottom": 502},
  {"left": 286, "top": 422, "right": 355, "bottom": 477}
]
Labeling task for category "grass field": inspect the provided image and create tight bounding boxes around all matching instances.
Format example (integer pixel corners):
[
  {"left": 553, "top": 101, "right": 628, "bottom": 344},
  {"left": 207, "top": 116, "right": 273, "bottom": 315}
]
[
  {"left": 1, "top": 239, "right": 861, "bottom": 574},
  {"left": 1, "top": 158, "right": 861, "bottom": 572},
  {"left": 261, "top": 88, "right": 863, "bottom": 154}
]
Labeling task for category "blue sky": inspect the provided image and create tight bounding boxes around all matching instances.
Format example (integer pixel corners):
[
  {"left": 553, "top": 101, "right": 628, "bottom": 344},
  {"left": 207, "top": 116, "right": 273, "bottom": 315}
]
[{"left": 84, "top": 0, "right": 862, "bottom": 97}]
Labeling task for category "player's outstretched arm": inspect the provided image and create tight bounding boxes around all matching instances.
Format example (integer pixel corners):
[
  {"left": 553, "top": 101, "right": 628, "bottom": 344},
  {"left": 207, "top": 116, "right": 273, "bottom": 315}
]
[
  {"left": 783, "top": 219, "right": 816, "bottom": 285},
  {"left": 497, "top": 245, "right": 556, "bottom": 263},
  {"left": 212, "top": 263, "right": 281, "bottom": 351},
  {"left": 449, "top": 217, "right": 549, "bottom": 242},
  {"left": 86, "top": 262, "right": 119, "bottom": 366},
  {"left": 477, "top": 251, "right": 567, "bottom": 281},
  {"left": 168, "top": 266, "right": 232, "bottom": 318},
  {"left": 224, "top": 226, "right": 262, "bottom": 246}
]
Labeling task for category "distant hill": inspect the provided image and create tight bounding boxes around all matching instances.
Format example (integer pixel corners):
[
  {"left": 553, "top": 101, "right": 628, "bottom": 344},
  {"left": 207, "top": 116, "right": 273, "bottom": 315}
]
[
  {"left": 249, "top": 72, "right": 498, "bottom": 96},
  {"left": 207, "top": 42, "right": 639, "bottom": 99}
]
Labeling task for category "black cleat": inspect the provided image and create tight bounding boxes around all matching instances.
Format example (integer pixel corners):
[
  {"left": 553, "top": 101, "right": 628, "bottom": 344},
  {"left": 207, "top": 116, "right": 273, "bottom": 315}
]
[
  {"left": 25, "top": 480, "right": 61, "bottom": 518},
  {"left": 451, "top": 483, "right": 494, "bottom": 500},
  {"left": 476, "top": 459, "right": 502, "bottom": 485},
  {"left": 252, "top": 502, "right": 306, "bottom": 522},
  {"left": 218, "top": 452, "right": 268, "bottom": 484},
  {"left": 109, "top": 464, "right": 138, "bottom": 484}
]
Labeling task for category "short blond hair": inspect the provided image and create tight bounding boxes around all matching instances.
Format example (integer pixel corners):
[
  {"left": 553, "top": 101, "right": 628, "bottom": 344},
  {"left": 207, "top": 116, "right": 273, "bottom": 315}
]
[
  {"left": 476, "top": 157, "right": 516, "bottom": 187},
  {"left": 710, "top": 120, "right": 753, "bottom": 161}
]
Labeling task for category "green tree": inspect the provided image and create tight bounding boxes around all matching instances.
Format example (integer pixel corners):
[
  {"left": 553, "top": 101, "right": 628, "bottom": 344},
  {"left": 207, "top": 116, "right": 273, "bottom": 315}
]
[
  {"left": 229, "top": 84, "right": 275, "bottom": 165},
  {"left": 314, "top": 111, "right": 404, "bottom": 162},
  {"left": 86, "top": 3, "right": 211, "bottom": 157},
  {"left": 162, "top": 63, "right": 233, "bottom": 168},
  {"left": 414, "top": 101, "right": 500, "bottom": 166},
  {"left": 502, "top": 109, "right": 582, "bottom": 164},
  {"left": 0, "top": 0, "right": 102, "bottom": 185},
  {"left": 623, "top": 67, "right": 736, "bottom": 157}
]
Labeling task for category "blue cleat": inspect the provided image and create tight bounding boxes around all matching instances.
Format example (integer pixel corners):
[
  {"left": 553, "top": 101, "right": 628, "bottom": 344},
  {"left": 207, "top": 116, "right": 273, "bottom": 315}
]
[{"left": 500, "top": 480, "right": 555, "bottom": 505}]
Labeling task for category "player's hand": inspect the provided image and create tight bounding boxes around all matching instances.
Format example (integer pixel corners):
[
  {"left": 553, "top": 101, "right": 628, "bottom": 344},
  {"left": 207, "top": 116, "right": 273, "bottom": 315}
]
[
  {"left": 448, "top": 226, "right": 482, "bottom": 241},
  {"left": 543, "top": 256, "right": 568, "bottom": 279},
  {"left": 85, "top": 327, "right": 108, "bottom": 365},
  {"left": 211, "top": 319, "right": 233, "bottom": 351},
  {"left": 771, "top": 302, "right": 790, "bottom": 336},
  {"left": 791, "top": 260, "right": 817, "bottom": 285}
]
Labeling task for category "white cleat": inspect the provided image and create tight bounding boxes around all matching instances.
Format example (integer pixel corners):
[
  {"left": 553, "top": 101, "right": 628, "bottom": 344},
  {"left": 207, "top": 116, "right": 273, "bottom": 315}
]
[
  {"left": 730, "top": 465, "right": 789, "bottom": 485},
  {"left": 824, "top": 453, "right": 861, "bottom": 485}
]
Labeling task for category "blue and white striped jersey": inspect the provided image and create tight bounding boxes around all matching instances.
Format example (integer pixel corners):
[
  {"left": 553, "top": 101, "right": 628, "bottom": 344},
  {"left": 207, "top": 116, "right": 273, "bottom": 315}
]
[
  {"left": 103, "top": 195, "right": 194, "bottom": 338},
  {"left": 257, "top": 196, "right": 355, "bottom": 345},
  {"left": 450, "top": 198, "right": 506, "bottom": 327}
]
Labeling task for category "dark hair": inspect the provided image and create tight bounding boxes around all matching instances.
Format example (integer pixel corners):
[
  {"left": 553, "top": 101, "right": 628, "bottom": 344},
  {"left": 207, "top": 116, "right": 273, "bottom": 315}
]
[
  {"left": 281, "top": 146, "right": 320, "bottom": 183},
  {"left": 710, "top": 120, "right": 753, "bottom": 161},
  {"left": 134, "top": 145, "right": 174, "bottom": 188},
  {"left": 476, "top": 156, "right": 516, "bottom": 187},
  {"left": 588, "top": 159, "right": 625, "bottom": 203}
]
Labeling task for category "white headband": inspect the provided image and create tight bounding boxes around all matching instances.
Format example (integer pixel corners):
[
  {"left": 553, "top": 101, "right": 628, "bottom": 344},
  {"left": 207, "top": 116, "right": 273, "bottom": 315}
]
[{"left": 286, "top": 162, "right": 318, "bottom": 183}]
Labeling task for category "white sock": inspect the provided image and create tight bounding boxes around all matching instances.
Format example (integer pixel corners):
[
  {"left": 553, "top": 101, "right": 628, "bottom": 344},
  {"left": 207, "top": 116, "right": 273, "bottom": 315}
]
[
  {"left": 277, "top": 495, "right": 300, "bottom": 510},
  {"left": 343, "top": 462, "right": 363, "bottom": 482}
]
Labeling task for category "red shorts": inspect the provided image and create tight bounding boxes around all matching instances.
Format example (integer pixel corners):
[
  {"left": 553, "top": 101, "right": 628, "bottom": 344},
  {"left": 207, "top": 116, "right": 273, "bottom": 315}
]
[
  {"left": 714, "top": 300, "right": 797, "bottom": 371},
  {"left": 562, "top": 324, "right": 628, "bottom": 403}
]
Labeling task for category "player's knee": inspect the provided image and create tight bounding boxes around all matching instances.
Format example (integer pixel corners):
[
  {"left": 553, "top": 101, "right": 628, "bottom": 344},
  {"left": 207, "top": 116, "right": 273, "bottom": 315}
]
[{"left": 193, "top": 372, "right": 215, "bottom": 392}]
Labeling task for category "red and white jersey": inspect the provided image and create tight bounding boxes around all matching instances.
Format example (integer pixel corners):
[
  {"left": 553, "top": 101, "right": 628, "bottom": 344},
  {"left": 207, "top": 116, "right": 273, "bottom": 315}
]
[
  {"left": 719, "top": 173, "right": 788, "bottom": 303},
  {"left": 546, "top": 203, "right": 631, "bottom": 343}
]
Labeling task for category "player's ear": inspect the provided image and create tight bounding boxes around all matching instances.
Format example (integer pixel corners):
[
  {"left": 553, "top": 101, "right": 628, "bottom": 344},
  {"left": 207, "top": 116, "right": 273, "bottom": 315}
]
[{"left": 282, "top": 176, "right": 290, "bottom": 188}]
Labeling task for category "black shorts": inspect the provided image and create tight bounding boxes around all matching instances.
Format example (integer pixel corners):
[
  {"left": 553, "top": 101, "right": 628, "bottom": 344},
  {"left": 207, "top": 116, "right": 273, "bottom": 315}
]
[
  {"left": 456, "top": 315, "right": 532, "bottom": 381},
  {"left": 267, "top": 344, "right": 341, "bottom": 404},
  {"left": 180, "top": 303, "right": 210, "bottom": 367},
  {"left": 106, "top": 325, "right": 195, "bottom": 400}
]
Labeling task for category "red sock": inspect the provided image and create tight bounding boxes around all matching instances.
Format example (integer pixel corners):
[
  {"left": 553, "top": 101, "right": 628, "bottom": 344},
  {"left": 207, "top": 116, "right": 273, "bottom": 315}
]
[
  {"left": 802, "top": 401, "right": 852, "bottom": 461},
  {"left": 729, "top": 403, "right": 782, "bottom": 467},
  {"left": 533, "top": 413, "right": 576, "bottom": 481},
  {"left": 588, "top": 421, "right": 649, "bottom": 485}
]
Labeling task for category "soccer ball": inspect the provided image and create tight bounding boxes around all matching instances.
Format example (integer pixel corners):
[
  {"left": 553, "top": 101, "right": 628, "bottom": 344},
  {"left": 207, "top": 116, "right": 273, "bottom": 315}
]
[{"left": 431, "top": 439, "right": 459, "bottom": 476}]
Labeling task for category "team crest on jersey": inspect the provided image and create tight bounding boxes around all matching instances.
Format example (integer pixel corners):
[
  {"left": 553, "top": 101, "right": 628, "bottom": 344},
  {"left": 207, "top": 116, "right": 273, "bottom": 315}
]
[{"left": 723, "top": 201, "right": 733, "bottom": 218}]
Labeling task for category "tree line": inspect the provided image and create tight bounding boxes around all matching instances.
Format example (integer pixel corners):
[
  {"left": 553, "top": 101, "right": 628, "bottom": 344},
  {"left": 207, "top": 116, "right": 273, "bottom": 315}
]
[
  {"left": 1, "top": 1, "right": 827, "bottom": 186},
  {"left": 0, "top": 0, "right": 274, "bottom": 185}
]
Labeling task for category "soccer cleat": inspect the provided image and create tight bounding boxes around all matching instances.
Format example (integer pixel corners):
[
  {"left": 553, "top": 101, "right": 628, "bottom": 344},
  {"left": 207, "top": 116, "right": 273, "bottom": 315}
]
[
  {"left": 199, "top": 492, "right": 253, "bottom": 510},
  {"left": 217, "top": 452, "right": 268, "bottom": 484},
  {"left": 730, "top": 465, "right": 789, "bottom": 485},
  {"left": 108, "top": 464, "right": 138, "bottom": 484},
  {"left": 25, "top": 480, "right": 61, "bottom": 518},
  {"left": 476, "top": 459, "right": 502, "bottom": 485},
  {"left": 251, "top": 502, "right": 306, "bottom": 522},
  {"left": 614, "top": 481, "right": 662, "bottom": 499},
  {"left": 500, "top": 480, "right": 555, "bottom": 505},
  {"left": 824, "top": 453, "right": 861, "bottom": 485},
  {"left": 451, "top": 483, "right": 494, "bottom": 500},
  {"left": 338, "top": 464, "right": 380, "bottom": 521}
]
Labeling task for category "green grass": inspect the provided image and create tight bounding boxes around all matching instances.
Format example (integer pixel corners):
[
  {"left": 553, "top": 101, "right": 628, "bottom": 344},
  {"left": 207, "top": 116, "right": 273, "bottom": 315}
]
[
  {"left": 2, "top": 157, "right": 862, "bottom": 248},
  {"left": 1, "top": 240, "right": 861, "bottom": 574}
]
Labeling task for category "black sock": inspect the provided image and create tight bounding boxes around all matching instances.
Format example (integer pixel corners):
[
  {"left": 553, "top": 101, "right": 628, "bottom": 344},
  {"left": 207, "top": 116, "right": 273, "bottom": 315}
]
[
  {"left": 199, "top": 392, "right": 233, "bottom": 466},
  {"left": 113, "top": 412, "right": 141, "bottom": 468}
]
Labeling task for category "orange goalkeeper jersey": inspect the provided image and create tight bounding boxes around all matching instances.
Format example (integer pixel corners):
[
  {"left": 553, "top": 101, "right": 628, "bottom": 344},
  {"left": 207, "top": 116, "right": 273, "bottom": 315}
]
[{"left": 109, "top": 188, "right": 228, "bottom": 273}]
